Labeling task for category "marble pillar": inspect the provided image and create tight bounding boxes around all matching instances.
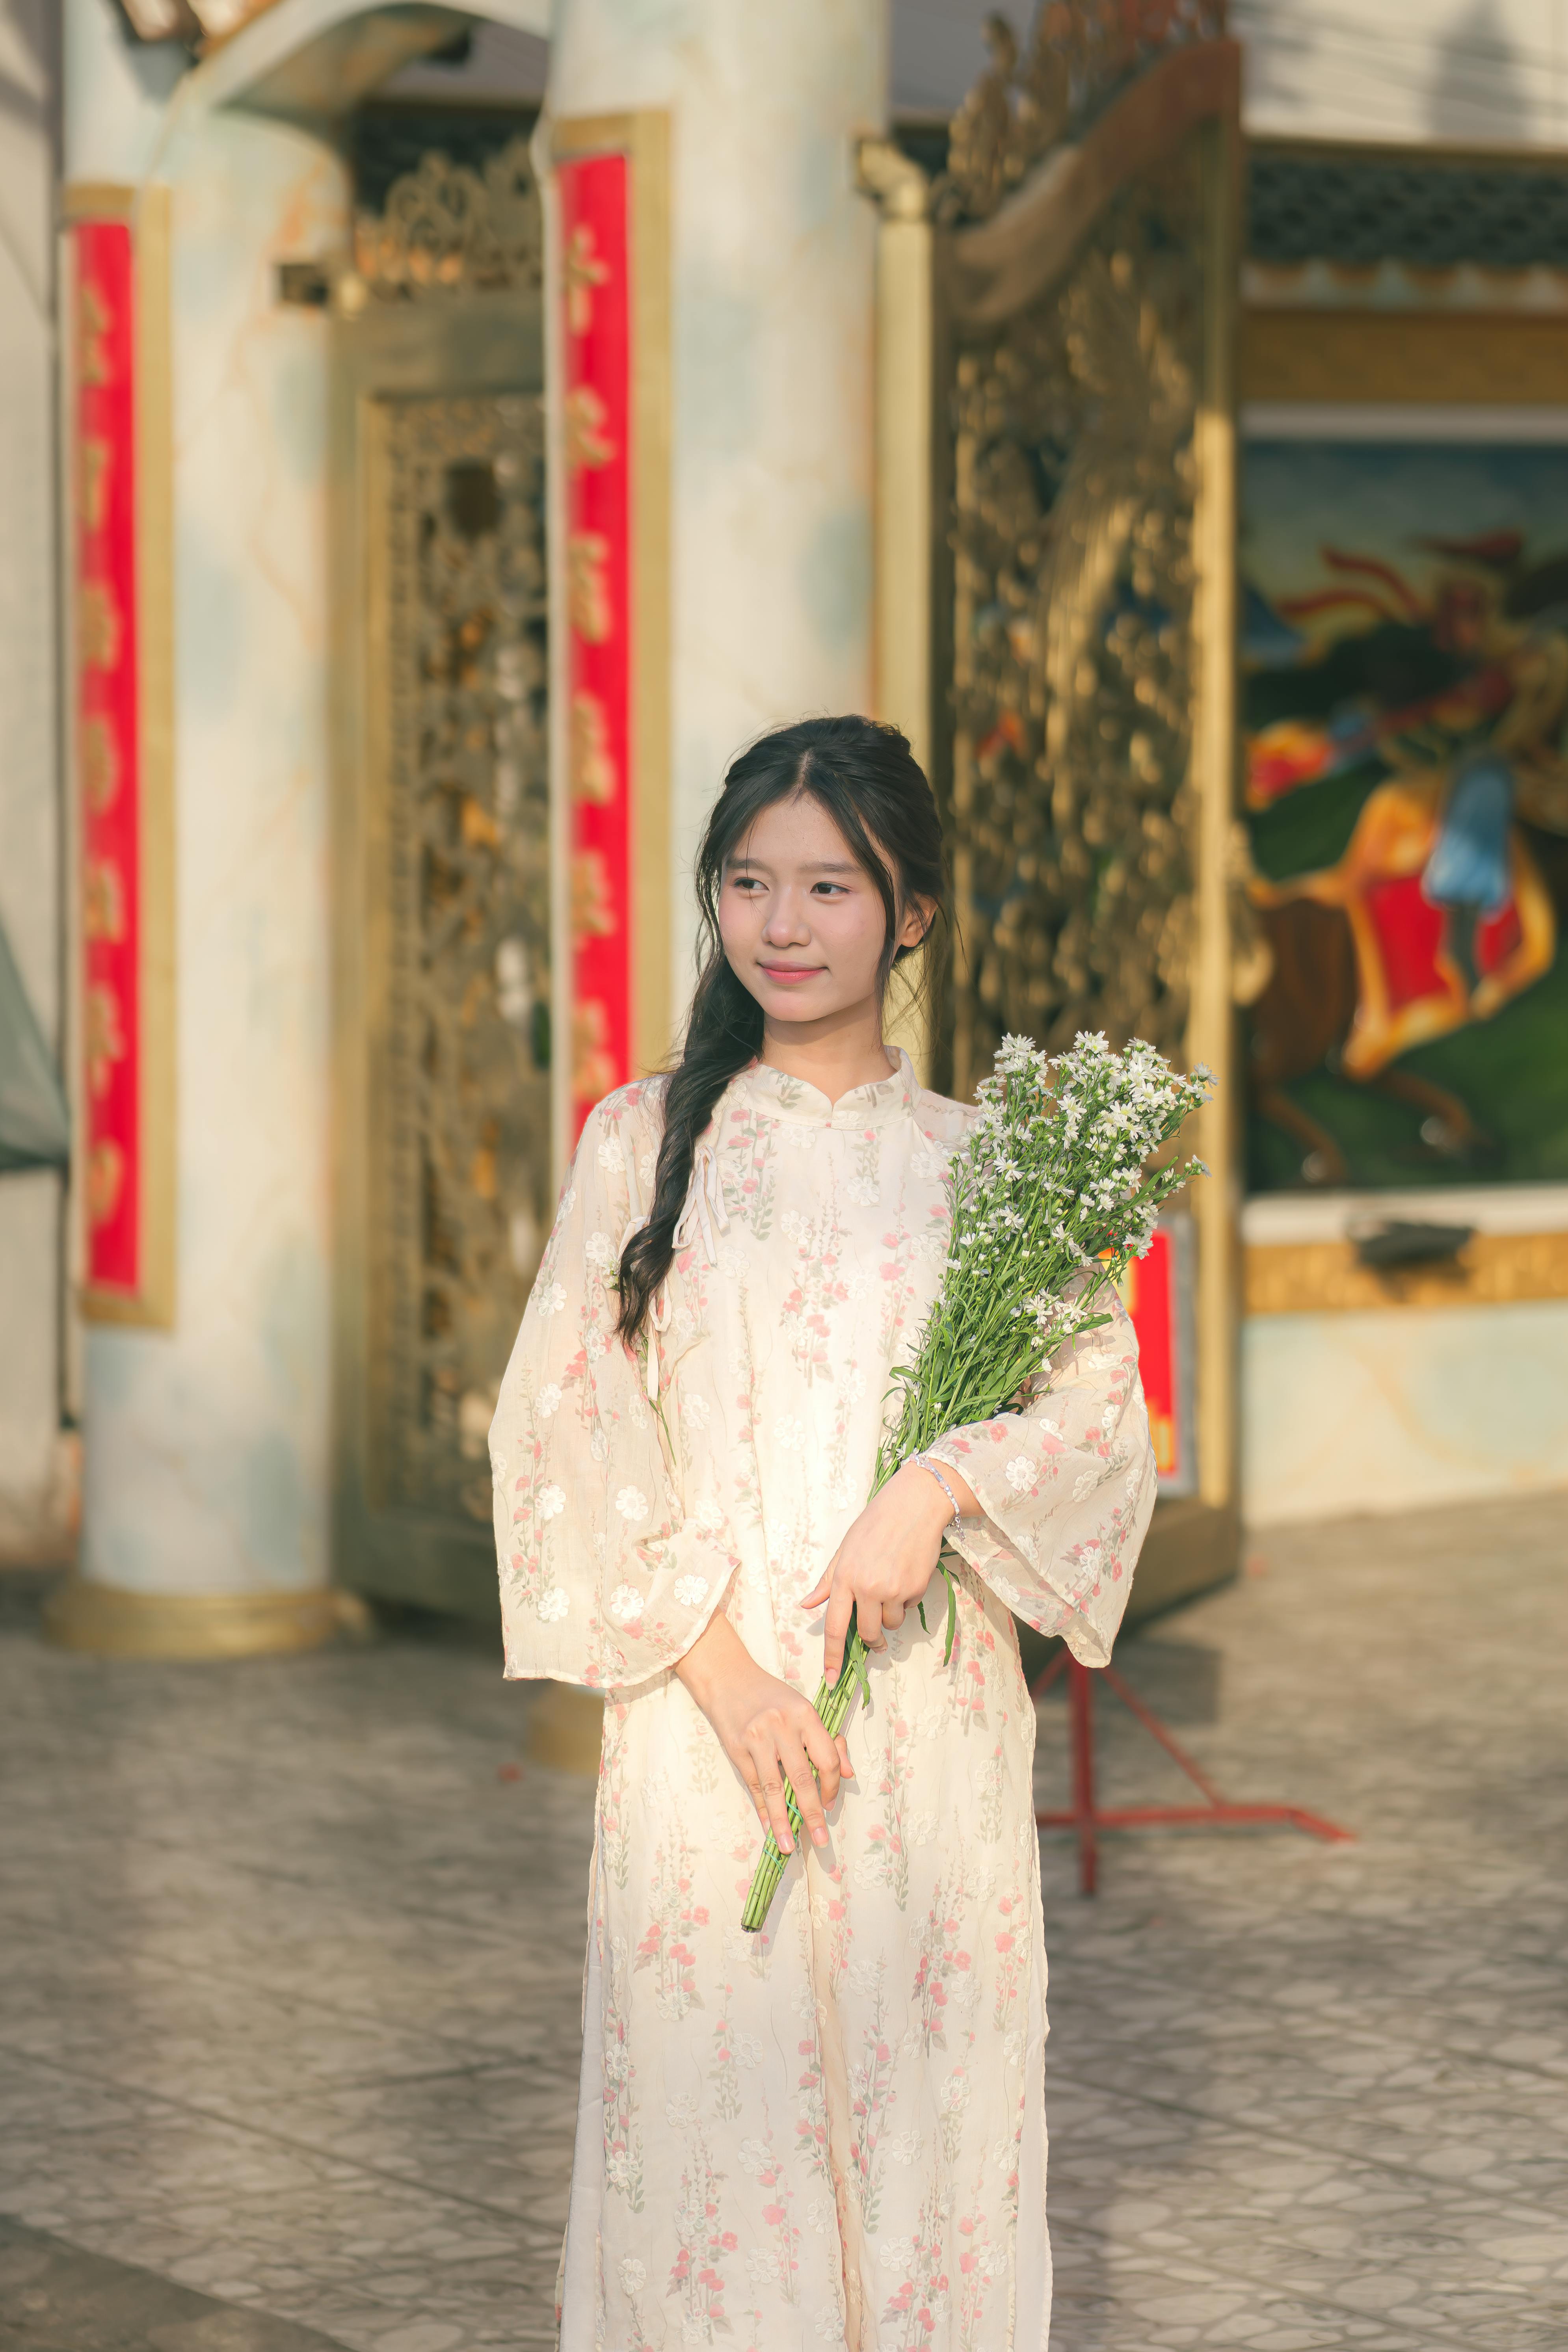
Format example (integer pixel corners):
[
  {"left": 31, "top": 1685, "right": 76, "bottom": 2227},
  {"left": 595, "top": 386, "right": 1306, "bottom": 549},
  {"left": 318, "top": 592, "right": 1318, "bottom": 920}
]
[
  {"left": 0, "top": 2, "right": 71, "bottom": 1565},
  {"left": 548, "top": 0, "right": 885, "bottom": 1011},
  {"left": 53, "top": 0, "right": 348, "bottom": 1654}
]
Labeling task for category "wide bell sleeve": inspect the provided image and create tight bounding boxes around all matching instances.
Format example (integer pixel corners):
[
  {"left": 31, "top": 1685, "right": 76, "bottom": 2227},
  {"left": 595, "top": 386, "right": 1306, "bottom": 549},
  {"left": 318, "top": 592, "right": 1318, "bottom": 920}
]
[
  {"left": 923, "top": 1289, "right": 1157, "bottom": 1668},
  {"left": 487, "top": 1090, "right": 743, "bottom": 1693}
]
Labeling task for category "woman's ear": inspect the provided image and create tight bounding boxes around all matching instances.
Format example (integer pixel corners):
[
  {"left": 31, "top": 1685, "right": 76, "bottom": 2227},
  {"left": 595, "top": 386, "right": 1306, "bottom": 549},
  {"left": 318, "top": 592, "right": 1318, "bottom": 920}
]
[{"left": 898, "top": 896, "right": 937, "bottom": 953}]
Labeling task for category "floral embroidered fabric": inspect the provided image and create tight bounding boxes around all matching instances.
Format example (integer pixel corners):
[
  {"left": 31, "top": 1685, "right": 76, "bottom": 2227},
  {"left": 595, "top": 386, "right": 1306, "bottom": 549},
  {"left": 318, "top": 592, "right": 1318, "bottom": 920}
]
[{"left": 489, "top": 1051, "right": 1156, "bottom": 2350}]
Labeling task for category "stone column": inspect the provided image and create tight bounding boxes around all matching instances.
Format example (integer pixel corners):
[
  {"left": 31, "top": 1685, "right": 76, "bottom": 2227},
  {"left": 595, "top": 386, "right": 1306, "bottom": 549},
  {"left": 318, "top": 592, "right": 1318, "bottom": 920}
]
[
  {"left": 548, "top": 0, "right": 886, "bottom": 1009},
  {"left": 51, "top": 0, "right": 350, "bottom": 1655}
]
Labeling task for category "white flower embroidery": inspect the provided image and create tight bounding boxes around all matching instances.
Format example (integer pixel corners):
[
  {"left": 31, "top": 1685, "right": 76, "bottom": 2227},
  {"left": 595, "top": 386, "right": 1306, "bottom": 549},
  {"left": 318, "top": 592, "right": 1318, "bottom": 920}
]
[
  {"left": 537, "top": 1483, "right": 566, "bottom": 1522},
  {"left": 536, "top": 1383, "right": 562, "bottom": 1418},
  {"left": 536, "top": 1586, "right": 569, "bottom": 1623},
  {"left": 738, "top": 2137, "right": 772, "bottom": 2177},
  {"left": 683, "top": 1392, "right": 712, "bottom": 1429},
  {"left": 1073, "top": 1463, "right": 1103, "bottom": 1501},
  {"left": 609, "top": 1584, "right": 644, "bottom": 1625},
  {"left": 585, "top": 1329, "right": 608, "bottom": 1362},
  {"left": 614, "top": 1486, "right": 649, "bottom": 1522},
  {"left": 885, "top": 2130, "right": 922, "bottom": 2166},
  {"left": 1004, "top": 1454, "right": 1034, "bottom": 1493},
  {"left": 776, "top": 1417, "right": 807, "bottom": 1454},
  {"left": 671, "top": 1575, "right": 708, "bottom": 1608},
  {"left": 534, "top": 1281, "right": 567, "bottom": 1318},
  {"left": 692, "top": 1497, "right": 725, "bottom": 1534},
  {"left": 597, "top": 1136, "right": 622, "bottom": 1172},
  {"left": 618, "top": 2256, "right": 646, "bottom": 2296},
  {"left": 584, "top": 1231, "right": 617, "bottom": 1269}
]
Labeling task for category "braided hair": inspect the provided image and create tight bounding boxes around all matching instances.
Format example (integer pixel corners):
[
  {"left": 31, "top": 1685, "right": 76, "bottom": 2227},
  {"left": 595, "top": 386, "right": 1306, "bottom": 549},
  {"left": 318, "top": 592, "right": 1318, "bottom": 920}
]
[{"left": 614, "top": 714, "right": 949, "bottom": 1343}]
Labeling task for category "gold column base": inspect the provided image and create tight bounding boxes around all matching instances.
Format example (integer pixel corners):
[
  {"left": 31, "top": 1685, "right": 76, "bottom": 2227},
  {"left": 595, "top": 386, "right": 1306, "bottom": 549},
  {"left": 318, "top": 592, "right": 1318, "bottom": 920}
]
[
  {"left": 526, "top": 1683, "right": 605, "bottom": 1776},
  {"left": 44, "top": 1575, "right": 368, "bottom": 1660}
]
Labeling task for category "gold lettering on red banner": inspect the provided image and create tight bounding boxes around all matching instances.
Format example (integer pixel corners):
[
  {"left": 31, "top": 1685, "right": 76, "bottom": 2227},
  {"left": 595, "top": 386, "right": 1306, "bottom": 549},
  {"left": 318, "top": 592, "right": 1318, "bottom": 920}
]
[
  {"left": 571, "top": 848, "right": 618, "bottom": 941},
  {"left": 81, "top": 435, "right": 112, "bottom": 532},
  {"left": 81, "top": 716, "right": 120, "bottom": 813},
  {"left": 564, "top": 223, "right": 610, "bottom": 333},
  {"left": 78, "top": 580, "right": 123, "bottom": 672},
  {"left": 77, "top": 280, "right": 112, "bottom": 385},
  {"left": 83, "top": 858, "right": 128, "bottom": 944},
  {"left": 567, "top": 532, "right": 613, "bottom": 643},
  {"left": 570, "top": 692, "right": 616, "bottom": 804},
  {"left": 572, "top": 998, "right": 618, "bottom": 1103},
  {"left": 87, "top": 1138, "right": 126, "bottom": 1229},
  {"left": 86, "top": 982, "right": 128, "bottom": 1099},
  {"left": 564, "top": 385, "right": 616, "bottom": 472}
]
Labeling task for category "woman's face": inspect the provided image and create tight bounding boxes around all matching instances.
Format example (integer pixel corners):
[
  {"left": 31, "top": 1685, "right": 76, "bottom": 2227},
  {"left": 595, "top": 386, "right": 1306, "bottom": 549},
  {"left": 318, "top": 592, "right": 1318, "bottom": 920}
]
[{"left": 717, "top": 791, "right": 928, "bottom": 1032}]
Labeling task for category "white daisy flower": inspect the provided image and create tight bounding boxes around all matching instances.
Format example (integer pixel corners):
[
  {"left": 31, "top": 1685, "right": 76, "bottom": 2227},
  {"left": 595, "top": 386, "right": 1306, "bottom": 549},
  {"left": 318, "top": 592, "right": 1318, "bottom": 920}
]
[
  {"left": 537, "top": 1586, "right": 569, "bottom": 1623},
  {"left": 672, "top": 1575, "right": 708, "bottom": 1608},
  {"left": 614, "top": 1486, "right": 648, "bottom": 1523},
  {"left": 618, "top": 2256, "right": 646, "bottom": 2296},
  {"left": 535, "top": 1383, "right": 562, "bottom": 1418},
  {"left": 1004, "top": 1455, "right": 1034, "bottom": 1493},
  {"left": 609, "top": 1584, "right": 643, "bottom": 1625},
  {"left": 534, "top": 1281, "right": 567, "bottom": 1318},
  {"left": 537, "top": 1483, "right": 566, "bottom": 1521}
]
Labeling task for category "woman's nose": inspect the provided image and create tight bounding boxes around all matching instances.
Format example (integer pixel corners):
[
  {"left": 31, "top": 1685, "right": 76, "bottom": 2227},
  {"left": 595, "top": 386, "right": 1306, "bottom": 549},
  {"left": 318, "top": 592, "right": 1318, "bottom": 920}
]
[{"left": 761, "top": 894, "right": 811, "bottom": 945}]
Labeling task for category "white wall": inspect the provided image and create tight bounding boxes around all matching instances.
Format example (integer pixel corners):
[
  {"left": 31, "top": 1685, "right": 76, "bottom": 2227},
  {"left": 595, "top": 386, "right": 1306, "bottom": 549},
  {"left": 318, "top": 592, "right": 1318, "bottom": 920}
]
[
  {"left": 1237, "top": 0, "right": 1568, "bottom": 147},
  {"left": 0, "top": 0, "right": 69, "bottom": 1564}
]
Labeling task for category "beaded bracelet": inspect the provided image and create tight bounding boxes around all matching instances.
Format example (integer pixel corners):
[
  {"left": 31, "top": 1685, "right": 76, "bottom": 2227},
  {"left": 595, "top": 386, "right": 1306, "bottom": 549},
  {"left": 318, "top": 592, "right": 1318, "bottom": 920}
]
[{"left": 911, "top": 1451, "right": 963, "bottom": 1535}]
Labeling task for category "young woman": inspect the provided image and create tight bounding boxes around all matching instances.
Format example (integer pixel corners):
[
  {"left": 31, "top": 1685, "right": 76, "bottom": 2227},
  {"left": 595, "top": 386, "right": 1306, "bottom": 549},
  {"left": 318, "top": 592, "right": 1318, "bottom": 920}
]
[{"left": 489, "top": 716, "right": 1155, "bottom": 2352}]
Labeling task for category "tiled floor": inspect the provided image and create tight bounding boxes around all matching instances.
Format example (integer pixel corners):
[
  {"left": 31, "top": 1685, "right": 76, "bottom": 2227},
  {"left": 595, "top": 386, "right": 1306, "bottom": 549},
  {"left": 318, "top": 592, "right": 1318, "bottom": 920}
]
[{"left": 2, "top": 1491, "right": 1564, "bottom": 2350}]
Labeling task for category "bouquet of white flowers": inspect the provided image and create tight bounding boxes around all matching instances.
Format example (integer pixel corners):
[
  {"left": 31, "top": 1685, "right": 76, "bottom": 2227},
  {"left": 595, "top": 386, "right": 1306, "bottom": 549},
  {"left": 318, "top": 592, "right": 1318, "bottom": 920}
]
[{"left": 740, "top": 1030, "right": 1211, "bottom": 1932}]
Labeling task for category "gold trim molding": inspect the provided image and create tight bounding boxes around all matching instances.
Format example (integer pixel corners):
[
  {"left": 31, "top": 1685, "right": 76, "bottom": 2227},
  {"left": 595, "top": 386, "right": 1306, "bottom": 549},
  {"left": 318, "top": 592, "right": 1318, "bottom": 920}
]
[
  {"left": 1245, "top": 1230, "right": 1568, "bottom": 1316},
  {"left": 45, "top": 1576, "right": 364, "bottom": 1659},
  {"left": 1240, "top": 308, "right": 1568, "bottom": 405}
]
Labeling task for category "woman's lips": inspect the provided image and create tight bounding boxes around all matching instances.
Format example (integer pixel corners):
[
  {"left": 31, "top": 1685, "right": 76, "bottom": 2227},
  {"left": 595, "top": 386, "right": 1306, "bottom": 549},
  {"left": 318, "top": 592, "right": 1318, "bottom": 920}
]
[{"left": 759, "top": 964, "right": 824, "bottom": 986}]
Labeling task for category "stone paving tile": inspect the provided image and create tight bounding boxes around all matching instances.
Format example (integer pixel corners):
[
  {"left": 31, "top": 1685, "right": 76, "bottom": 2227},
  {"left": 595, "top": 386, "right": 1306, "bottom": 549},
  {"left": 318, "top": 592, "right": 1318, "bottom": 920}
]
[{"left": 2, "top": 1487, "right": 1566, "bottom": 2350}]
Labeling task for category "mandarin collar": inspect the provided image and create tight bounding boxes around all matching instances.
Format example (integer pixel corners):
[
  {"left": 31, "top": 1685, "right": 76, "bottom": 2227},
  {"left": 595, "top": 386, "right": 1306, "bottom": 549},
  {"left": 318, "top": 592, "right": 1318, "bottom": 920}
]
[{"left": 733, "top": 1048, "right": 917, "bottom": 1131}]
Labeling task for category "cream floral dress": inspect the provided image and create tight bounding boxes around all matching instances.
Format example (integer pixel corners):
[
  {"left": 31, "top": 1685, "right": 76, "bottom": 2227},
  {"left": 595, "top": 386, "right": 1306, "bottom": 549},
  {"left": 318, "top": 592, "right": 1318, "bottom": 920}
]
[{"left": 489, "top": 1051, "right": 1155, "bottom": 2352}]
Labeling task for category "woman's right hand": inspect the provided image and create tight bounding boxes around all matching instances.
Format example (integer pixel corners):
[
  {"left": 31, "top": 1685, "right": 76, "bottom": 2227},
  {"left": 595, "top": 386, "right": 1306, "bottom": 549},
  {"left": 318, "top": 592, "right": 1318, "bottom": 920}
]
[{"left": 674, "top": 1612, "right": 852, "bottom": 1854}]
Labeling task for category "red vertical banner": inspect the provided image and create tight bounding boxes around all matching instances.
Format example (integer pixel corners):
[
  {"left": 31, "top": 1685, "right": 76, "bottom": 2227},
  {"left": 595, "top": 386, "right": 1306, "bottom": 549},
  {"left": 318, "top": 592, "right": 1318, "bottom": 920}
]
[
  {"left": 68, "top": 188, "right": 173, "bottom": 1326},
  {"left": 558, "top": 152, "right": 633, "bottom": 1132},
  {"left": 1118, "top": 1220, "right": 1196, "bottom": 1496},
  {"left": 72, "top": 218, "right": 143, "bottom": 1295}
]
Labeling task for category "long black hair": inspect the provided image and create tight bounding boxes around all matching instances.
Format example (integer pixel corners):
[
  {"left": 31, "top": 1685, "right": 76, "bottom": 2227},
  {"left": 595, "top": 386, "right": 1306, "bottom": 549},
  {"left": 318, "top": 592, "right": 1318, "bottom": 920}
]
[{"left": 615, "top": 714, "right": 949, "bottom": 1343}]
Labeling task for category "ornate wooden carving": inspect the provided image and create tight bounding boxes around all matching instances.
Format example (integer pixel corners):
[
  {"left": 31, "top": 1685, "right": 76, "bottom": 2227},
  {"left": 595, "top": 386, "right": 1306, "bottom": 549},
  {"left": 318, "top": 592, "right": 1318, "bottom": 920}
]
[
  {"left": 372, "top": 393, "right": 551, "bottom": 1523},
  {"left": 942, "top": 134, "right": 1209, "bottom": 1099},
  {"left": 354, "top": 136, "right": 543, "bottom": 302}
]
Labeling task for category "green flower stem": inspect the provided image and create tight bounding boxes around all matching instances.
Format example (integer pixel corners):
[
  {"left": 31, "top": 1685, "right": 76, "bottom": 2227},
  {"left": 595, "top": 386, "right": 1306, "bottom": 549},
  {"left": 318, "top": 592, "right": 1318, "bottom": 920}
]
[{"left": 740, "top": 1614, "right": 869, "bottom": 1934}]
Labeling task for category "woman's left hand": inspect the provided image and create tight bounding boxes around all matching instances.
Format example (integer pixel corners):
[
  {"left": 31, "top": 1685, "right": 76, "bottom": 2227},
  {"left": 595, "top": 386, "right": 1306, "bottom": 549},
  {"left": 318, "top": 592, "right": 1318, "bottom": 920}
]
[{"left": 800, "top": 1458, "right": 979, "bottom": 1683}]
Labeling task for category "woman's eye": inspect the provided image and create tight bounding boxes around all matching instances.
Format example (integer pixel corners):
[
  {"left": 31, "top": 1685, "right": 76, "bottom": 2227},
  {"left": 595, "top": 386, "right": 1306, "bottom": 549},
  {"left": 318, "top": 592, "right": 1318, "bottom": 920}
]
[{"left": 811, "top": 883, "right": 848, "bottom": 898}]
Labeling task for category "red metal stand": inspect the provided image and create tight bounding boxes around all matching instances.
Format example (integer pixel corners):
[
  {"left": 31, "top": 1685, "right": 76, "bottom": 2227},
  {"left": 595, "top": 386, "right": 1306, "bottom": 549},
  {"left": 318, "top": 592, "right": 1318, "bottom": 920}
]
[{"left": 1032, "top": 1651, "right": 1354, "bottom": 1896}]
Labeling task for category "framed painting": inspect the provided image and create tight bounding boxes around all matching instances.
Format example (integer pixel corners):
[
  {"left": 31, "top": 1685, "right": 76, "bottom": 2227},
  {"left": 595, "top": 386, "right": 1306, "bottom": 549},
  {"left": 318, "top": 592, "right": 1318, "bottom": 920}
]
[{"left": 1240, "top": 418, "right": 1568, "bottom": 1193}]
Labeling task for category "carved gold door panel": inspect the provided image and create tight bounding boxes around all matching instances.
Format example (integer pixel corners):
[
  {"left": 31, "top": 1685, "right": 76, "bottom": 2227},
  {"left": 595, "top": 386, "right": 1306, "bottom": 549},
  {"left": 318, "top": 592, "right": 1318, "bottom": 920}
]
[
  {"left": 867, "top": 16, "right": 1242, "bottom": 1615},
  {"left": 332, "top": 134, "right": 550, "bottom": 1617}
]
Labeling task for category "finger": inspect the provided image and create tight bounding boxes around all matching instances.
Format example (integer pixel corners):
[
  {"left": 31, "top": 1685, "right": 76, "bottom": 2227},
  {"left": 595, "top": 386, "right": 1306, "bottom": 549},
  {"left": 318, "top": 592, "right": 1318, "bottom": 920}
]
[
  {"left": 752, "top": 1749, "right": 796, "bottom": 1854},
  {"left": 798, "top": 1563, "right": 833, "bottom": 1610},
  {"left": 799, "top": 1709, "right": 842, "bottom": 1810},
  {"left": 858, "top": 1597, "right": 885, "bottom": 1654},
  {"left": 882, "top": 1598, "right": 906, "bottom": 1631},
  {"left": 738, "top": 1761, "right": 768, "bottom": 1825},
  {"left": 834, "top": 1735, "right": 854, "bottom": 1779},
  {"left": 780, "top": 1732, "right": 827, "bottom": 1846},
  {"left": 823, "top": 1578, "right": 856, "bottom": 1685}
]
